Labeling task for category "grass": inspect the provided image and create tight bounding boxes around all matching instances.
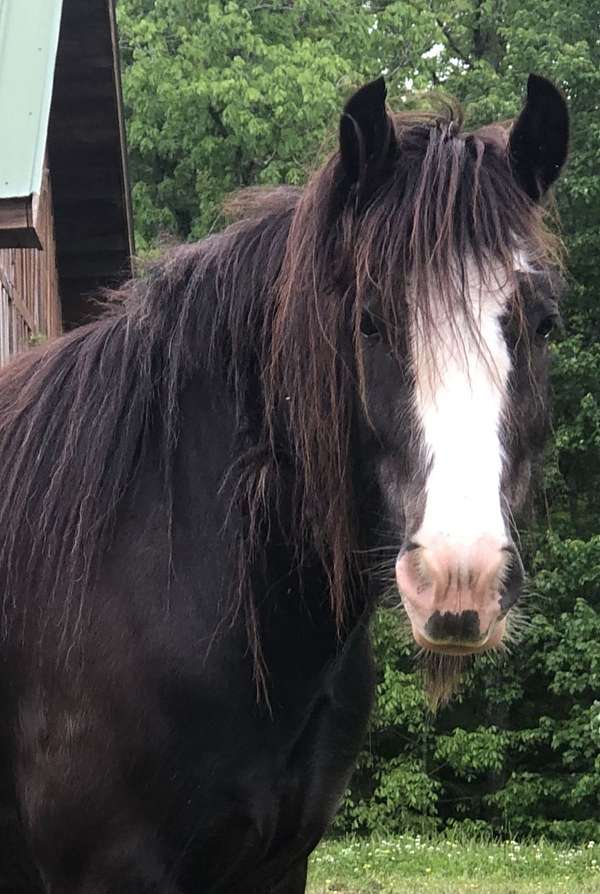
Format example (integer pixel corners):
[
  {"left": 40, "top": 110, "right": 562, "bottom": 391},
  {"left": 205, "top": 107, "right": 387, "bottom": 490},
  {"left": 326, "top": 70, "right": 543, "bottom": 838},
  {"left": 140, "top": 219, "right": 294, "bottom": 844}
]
[{"left": 307, "top": 835, "right": 600, "bottom": 893}]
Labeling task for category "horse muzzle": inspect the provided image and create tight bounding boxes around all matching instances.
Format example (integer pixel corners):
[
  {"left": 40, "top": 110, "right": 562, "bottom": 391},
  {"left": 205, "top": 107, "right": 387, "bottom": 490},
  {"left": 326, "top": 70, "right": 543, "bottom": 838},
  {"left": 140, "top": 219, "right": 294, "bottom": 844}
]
[{"left": 395, "top": 535, "right": 524, "bottom": 654}]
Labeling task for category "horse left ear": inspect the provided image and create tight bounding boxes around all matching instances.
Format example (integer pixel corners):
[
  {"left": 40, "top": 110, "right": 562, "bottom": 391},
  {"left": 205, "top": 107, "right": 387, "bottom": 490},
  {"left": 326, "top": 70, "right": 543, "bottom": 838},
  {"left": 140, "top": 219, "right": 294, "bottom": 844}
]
[
  {"left": 509, "top": 74, "right": 569, "bottom": 201},
  {"left": 339, "top": 76, "right": 397, "bottom": 185}
]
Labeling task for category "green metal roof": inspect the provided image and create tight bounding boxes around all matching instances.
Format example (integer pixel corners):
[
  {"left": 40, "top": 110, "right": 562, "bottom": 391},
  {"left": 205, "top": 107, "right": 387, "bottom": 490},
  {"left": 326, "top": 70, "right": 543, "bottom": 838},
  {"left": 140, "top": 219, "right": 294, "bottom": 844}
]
[{"left": 0, "top": 0, "right": 63, "bottom": 200}]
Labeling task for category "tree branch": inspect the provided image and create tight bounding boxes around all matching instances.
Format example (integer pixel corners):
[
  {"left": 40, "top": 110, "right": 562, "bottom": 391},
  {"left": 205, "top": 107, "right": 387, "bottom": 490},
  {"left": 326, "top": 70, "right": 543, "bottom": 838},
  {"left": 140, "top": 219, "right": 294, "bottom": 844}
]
[
  {"left": 208, "top": 105, "right": 228, "bottom": 139},
  {"left": 435, "top": 17, "right": 471, "bottom": 66}
]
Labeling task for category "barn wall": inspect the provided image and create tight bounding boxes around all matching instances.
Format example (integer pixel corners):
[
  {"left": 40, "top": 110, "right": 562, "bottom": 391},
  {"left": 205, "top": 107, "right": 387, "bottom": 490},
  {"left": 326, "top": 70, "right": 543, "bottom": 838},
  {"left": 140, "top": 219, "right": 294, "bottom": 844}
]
[{"left": 0, "top": 167, "right": 61, "bottom": 365}]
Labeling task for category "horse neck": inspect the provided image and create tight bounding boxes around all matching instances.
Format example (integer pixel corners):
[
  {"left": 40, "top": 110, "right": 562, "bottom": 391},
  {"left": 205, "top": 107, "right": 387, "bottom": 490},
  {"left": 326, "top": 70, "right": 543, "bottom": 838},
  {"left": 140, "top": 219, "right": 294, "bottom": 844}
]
[{"left": 176, "top": 369, "right": 368, "bottom": 662}]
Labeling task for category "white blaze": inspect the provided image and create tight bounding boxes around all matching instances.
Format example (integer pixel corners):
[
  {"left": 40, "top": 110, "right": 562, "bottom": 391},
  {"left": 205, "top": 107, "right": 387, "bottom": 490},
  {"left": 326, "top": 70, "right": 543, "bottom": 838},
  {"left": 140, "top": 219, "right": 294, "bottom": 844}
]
[{"left": 412, "top": 267, "right": 511, "bottom": 546}]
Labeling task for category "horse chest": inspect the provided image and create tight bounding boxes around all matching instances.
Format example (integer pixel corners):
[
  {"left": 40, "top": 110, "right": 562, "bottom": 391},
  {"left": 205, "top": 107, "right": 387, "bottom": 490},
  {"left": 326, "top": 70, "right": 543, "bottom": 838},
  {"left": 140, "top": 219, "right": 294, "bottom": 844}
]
[{"left": 171, "top": 622, "right": 375, "bottom": 891}]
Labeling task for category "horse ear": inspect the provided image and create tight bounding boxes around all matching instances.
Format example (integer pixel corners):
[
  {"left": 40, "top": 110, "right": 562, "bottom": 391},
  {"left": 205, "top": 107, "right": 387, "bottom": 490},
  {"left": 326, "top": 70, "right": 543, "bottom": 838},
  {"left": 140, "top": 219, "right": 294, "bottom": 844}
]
[
  {"left": 339, "top": 76, "right": 396, "bottom": 184},
  {"left": 509, "top": 74, "right": 569, "bottom": 201}
]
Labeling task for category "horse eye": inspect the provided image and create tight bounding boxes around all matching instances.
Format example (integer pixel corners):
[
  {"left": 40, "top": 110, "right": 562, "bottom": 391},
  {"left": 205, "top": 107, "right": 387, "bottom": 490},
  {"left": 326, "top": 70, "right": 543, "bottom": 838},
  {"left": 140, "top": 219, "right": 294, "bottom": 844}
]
[
  {"left": 360, "top": 309, "right": 380, "bottom": 339},
  {"left": 536, "top": 315, "right": 557, "bottom": 340}
]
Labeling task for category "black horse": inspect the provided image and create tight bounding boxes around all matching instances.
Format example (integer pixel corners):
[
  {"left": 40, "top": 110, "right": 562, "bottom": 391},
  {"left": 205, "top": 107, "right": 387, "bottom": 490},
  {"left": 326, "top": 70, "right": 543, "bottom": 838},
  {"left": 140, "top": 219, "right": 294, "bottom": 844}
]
[{"left": 0, "top": 74, "right": 568, "bottom": 892}]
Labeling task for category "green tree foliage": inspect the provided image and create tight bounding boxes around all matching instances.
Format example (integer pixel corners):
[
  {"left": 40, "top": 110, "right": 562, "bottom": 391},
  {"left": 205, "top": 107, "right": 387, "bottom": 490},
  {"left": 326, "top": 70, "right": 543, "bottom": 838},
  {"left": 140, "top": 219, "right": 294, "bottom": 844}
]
[
  {"left": 118, "top": 0, "right": 600, "bottom": 840},
  {"left": 118, "top": 0, "right": 442, "bottom": 247}
]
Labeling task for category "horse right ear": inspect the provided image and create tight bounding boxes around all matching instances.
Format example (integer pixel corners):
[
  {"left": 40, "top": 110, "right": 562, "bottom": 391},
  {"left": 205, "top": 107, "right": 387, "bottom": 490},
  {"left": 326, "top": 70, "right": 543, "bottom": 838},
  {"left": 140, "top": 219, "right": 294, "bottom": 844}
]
[
  {"left": 339, "top": 77, "right": 397, "bottom": 185},
  {"left": 509, "top": 74, "right": 569, "bottom": 200}
]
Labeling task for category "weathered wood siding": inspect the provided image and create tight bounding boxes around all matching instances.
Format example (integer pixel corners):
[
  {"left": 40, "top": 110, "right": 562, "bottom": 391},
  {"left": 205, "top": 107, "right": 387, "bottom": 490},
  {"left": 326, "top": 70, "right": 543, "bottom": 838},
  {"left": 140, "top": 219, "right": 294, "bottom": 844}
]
[{"left": 0, "top": 167, "right": 61, "bottom": 365}]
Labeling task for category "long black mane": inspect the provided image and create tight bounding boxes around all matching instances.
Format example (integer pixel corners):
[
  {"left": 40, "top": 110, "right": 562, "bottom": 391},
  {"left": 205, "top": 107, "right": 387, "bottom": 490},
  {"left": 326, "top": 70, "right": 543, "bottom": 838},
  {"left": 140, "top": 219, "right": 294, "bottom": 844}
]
[
  {"left": 0, "top": 104, "right": 558, "bottom": 678},
  {"left": 0, "top": 193, "right": 298, "bottom": 673}
]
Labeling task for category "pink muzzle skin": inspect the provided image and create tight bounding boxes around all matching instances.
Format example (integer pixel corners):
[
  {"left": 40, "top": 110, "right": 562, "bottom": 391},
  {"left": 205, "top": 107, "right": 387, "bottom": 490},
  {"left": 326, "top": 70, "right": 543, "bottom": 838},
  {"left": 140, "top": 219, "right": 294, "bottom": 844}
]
[{"left": 395, "top": 534, "right": 512, "bottom": 655}]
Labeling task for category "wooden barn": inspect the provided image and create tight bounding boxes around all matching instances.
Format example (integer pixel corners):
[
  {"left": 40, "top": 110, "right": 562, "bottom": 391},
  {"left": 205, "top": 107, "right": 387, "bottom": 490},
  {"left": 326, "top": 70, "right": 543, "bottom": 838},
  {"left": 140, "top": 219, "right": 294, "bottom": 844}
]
[{"left": 0, "top": 0, "right": 134, "bottom": 365}]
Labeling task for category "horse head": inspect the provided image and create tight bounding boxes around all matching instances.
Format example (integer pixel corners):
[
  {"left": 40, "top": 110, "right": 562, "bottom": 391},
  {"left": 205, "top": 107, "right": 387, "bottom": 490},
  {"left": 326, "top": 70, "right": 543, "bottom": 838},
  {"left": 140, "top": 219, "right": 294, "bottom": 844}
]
[
  {"left": 270, "top": 74, "right": 568, "bottom": 703},
  {"left": 342, "top": 76, "right": 568, "bottom": 677}
]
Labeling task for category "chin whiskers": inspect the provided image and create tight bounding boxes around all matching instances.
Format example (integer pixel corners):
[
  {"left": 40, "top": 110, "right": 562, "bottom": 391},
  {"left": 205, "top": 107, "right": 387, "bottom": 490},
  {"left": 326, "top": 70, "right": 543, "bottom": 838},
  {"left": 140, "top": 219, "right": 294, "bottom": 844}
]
[{"left": 416, "top": 649, "right": 472, "bottom": 713}]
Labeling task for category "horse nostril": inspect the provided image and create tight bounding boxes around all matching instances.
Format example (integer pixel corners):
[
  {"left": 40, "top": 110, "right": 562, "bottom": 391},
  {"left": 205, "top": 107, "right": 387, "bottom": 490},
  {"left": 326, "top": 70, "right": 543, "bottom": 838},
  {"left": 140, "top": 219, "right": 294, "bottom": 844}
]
[
  {"left": 424, "top": 610, "right": 481, "bottom": 643},
  {"left": 499, "top": 545, "right": 525, "bottom": 615}
]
